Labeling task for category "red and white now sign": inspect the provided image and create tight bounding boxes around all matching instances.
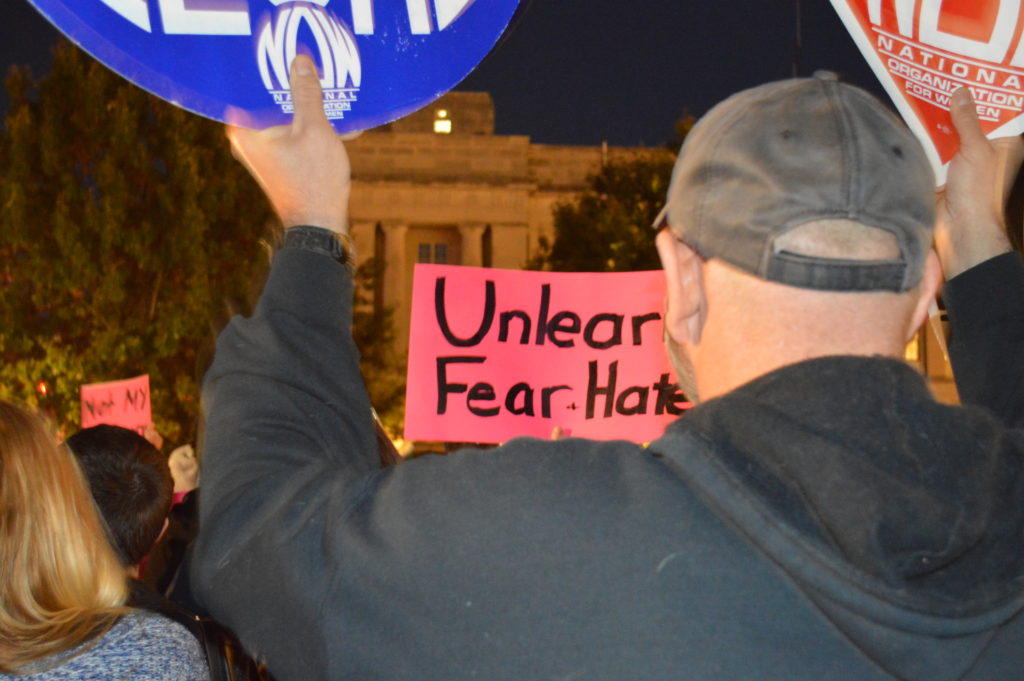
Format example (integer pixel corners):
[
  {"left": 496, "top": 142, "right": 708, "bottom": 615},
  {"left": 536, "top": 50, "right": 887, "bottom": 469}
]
[{"left": 831, "top": 0, "right": 1024, "bottom": 183}]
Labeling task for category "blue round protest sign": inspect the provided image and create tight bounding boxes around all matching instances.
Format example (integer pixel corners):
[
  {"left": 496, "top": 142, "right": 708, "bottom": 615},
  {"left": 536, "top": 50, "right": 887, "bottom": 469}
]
[{"left": 27, "top": 0, "right": 520, "bottom": 132}]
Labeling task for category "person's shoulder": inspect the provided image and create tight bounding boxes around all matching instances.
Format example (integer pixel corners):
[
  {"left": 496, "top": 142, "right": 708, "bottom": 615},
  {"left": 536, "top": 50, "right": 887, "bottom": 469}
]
[
  {"left": 366, "top": 437, "right": 672, "bottom": 517},
  {"left": 4, "top": 611, "right": 211, "bottom": 681},
  {"left": 426, "top": 436, "right": 664, "bottom": 487},
  {"left": 96, "top": 610, "right": 210, "bottom": 681},
  {"left": 450, "top": 436, "right": 647, "bottom": 468},
  {"left": 120, "top": 607, "right": 195, "bottom": 640}
]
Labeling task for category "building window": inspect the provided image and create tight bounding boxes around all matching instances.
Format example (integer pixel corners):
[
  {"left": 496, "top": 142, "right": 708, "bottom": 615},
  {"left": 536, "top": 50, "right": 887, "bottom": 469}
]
[
  {"left": 410, "top": 226, "right": 461, "bottom": 272},
  {"left": 434, "top": 244, "right": 448, "bottom": 264},
  {"left": 434, "top": 109, "right": 452, "bottom": 134},
  {"left": 417, "top": 242, "right": 450, "bottom": 264}
]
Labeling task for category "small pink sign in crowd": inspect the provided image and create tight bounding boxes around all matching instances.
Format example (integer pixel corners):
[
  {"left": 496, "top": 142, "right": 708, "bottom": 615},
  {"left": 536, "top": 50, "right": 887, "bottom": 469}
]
[
  {"left": 80, "top": 374, "right": 152, "bottom": 435},
  {"left": 404, "top": 265, "right": 689, "bottom": 445}
]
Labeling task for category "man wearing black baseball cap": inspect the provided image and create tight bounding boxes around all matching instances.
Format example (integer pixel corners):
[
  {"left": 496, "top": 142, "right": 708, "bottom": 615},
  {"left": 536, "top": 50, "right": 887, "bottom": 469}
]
[
  {"left": 191, "top": 59, "right": 1024, "bottom": 680},
  {"left": 651, "top": 72, "right": 941, "bottom": 405}
]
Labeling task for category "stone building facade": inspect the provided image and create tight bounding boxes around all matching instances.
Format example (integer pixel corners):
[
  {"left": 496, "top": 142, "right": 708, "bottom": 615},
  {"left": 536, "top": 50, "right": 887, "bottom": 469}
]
[{"left": 345, "top": 91, "right": 672, "bottom": 355}]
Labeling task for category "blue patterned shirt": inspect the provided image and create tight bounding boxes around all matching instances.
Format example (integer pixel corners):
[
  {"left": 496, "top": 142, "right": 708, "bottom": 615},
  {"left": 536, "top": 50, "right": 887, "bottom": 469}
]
[{"left": 3, "top": 610, "right": 210, "bottom": 680}]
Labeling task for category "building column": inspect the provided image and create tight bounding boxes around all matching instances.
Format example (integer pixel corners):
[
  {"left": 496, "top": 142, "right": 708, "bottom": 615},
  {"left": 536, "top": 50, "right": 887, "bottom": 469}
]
[
  {"left": 383, "top": 221, "right": 408, "bottom": 278},
  {"left": 382, "top": 221, "right": 410, "bottom": 354},
  {"left": 458, "top": 222, "right": 487, "bottom": 267}
]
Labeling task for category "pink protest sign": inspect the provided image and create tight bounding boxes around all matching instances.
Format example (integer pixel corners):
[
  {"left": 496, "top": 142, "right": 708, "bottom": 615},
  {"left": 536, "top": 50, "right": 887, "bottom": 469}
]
[
  {"left": 80, "top": 374, "right": 152, "bottom": 435},
  {"left": 831, "top": 0, "right": 1024, "bottom": 184},
  {"left": 404, "top": 265, "right": 690, "bottom": 444}
]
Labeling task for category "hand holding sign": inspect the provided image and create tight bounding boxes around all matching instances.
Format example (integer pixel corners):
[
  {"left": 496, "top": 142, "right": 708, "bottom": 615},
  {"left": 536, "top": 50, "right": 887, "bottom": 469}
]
[
  {"left": 935, "top": 87, "right": 1024, "bottom": 279},
  {"left": 228, "top": 55, "right": 351, "bottom": 234},
  {"left": 831, "top": 0, "right": 1024, "bottom": 183}
]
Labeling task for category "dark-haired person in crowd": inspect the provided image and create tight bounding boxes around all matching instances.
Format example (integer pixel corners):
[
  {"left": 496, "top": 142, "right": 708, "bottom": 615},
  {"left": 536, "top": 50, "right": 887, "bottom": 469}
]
[
  {"left": 143, "top": 442, "right": 202, "bottom": 599},
  {"left": 67, "top": 426, "right": 199, "bottom": 599},
  {"left": 189, "top": 56, "right": 1024, "bottom": 680},
  {"left": 0, "top": 403, "right": 208, "bottom": 680},
  {"left": 66, "top": 425, "right": 174, "bottom": 577},
  {"left": 66, "top": 424, "right": 270, "bottom": 681}
]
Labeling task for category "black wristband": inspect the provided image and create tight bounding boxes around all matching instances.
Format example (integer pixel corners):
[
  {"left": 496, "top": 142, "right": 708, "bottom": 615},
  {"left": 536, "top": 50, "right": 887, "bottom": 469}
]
[{"left": 283, "top": 225, "right": 355, "bottom": 272}]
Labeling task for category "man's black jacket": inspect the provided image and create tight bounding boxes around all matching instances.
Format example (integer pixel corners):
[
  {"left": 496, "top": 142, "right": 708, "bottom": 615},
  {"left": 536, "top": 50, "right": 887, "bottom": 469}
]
[{"left": 191, "top": 248, "right": 1024, "bottom": 681}]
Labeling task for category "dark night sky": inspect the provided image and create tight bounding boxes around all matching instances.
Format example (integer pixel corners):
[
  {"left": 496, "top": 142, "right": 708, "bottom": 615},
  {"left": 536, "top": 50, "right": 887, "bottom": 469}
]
[{"left": 1, "top": 0, "right": 886, "bottom": 147}]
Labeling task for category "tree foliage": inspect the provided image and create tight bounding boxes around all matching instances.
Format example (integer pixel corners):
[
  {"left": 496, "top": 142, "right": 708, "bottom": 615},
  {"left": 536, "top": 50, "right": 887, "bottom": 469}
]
[
  {"left": 351, "top": 258, "right": 405, "bottom": 438},
  {"left": 0, "top": 42, "right": 274, "bottom": 444},
  {"left": 530, "top": 152, "right": 677, "bottom": 272}
]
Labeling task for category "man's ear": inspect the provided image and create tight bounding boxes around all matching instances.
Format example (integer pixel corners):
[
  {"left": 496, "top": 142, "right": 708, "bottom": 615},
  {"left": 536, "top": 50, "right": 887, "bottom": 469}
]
[
  {"left": 906, "top": 249, "right": 943, "bottom": 341},
  {"left": 655, "top": 229, "right": 707, "bottom": 345}
]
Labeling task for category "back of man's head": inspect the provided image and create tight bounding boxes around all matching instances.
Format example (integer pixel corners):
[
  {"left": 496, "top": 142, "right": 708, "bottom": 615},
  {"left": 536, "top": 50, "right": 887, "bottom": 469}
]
[
  {"left": 654, "top": 73, "right": 941, "bottom": 401},
  {"left": 65, "top": 425, "right": 173, "bottom": 568},
  {"left": 656, "top": 71, "right": 935, "bottom": 292}
]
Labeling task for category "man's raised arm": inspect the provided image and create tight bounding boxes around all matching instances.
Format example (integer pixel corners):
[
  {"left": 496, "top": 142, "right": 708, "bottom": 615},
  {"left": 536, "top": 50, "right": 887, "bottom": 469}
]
[
  {"left": 937, "top": 87, "right": 1024, "bottom": 425},
  {"left": 190, "top": 56, "right": 381, "bottom": 677}
]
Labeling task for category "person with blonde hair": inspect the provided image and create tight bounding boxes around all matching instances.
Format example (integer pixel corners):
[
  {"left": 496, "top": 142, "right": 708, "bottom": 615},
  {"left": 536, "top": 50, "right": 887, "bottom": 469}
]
[{"left": 0, "top": 399, "right": 208, "bottom": 680}]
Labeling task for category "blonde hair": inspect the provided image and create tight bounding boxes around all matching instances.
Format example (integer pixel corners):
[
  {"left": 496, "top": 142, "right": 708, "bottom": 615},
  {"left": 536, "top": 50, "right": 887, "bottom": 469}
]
[{"left": 0, "top": 400, "right": 128, "bottom": 672}]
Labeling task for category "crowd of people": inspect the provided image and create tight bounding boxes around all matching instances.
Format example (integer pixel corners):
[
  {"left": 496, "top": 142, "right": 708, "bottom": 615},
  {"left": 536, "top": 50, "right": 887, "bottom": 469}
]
[{"left": 3, "top": 55, "right": 1024, "bottom": 680}]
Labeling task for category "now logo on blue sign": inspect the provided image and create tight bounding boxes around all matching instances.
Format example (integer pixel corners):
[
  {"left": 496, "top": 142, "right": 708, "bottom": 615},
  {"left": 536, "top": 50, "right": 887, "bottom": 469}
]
[{"left": 28, "top": 0, "right": 519, "bottom": 132}]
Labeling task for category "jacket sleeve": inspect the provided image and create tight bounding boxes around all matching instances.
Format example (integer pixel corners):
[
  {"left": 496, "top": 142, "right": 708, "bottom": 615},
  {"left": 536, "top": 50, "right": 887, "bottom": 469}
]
[
  {"left": 944, "top": 251, "right": 1024, "bottom": 427},
  {"left": 189, "top": 246, "right": 381, "bottom": 676}
]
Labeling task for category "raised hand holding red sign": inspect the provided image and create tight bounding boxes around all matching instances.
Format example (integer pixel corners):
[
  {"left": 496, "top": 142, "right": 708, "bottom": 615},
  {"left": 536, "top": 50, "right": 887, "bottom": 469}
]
[{"left": 831, "top": 0, "right": 1024, "bottom": 183}]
